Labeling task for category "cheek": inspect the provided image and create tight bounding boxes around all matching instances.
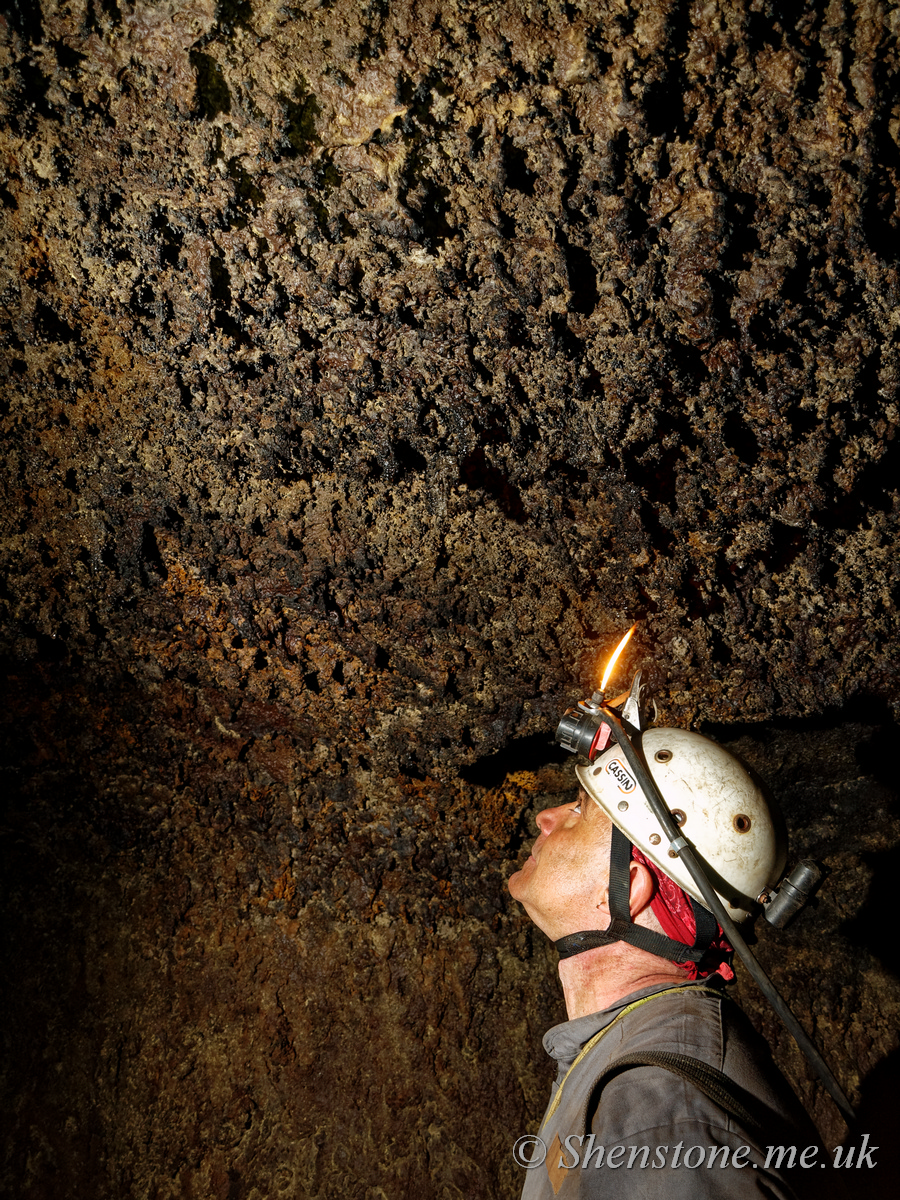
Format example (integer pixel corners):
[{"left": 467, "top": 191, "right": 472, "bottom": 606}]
[{"left": 539, "top": 840, "right": 606, "bottom": 901}]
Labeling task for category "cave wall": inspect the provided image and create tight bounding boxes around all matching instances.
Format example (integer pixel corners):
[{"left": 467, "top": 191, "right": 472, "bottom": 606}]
[{"left": 2, "top": 1, "right": 899, "bottom": 1197}]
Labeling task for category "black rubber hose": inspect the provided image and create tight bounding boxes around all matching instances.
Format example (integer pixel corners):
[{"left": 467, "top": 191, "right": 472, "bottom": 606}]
[{"left": 599, "top": 703, "right": 857, "bottom": 1129}]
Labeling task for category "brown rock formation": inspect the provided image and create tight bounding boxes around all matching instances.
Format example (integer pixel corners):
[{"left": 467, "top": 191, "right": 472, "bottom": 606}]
[{"left": 2, "top": 1, "right": 898, "bottom": 1196}]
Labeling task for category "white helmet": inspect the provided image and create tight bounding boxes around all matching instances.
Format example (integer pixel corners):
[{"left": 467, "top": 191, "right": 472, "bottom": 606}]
[{"left": 576, "top": 728, "right": 787, "bottom": 922}]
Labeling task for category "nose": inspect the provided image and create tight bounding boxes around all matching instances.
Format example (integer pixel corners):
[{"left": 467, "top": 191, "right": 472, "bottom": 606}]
[{"left": 536, "top": 804, "right": 568, "bottom": 835}]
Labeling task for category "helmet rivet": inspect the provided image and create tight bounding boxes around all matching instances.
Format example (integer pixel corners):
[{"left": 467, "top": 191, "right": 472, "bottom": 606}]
[
  {"left": 733, "top": 814, "right": 752, "bottom": 833},
  {"left": 671, "top": 809, "right": 686, "bottom": 826},
  {"left": 655, "top": 749, "right": 672, "bottom": 763},
  {"left": 618, "top": 801, "right": 628, "bottom": 812},
  {"left": 649, "top": 833, "right": 661, "bottom": 846}
]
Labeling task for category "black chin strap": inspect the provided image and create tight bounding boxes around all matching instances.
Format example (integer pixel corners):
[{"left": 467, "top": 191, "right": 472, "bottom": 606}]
[{"left": 555, "top": 824, "right": 719, "bottom": 963}]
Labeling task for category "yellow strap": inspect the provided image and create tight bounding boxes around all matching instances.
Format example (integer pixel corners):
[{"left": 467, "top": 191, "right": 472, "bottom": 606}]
[{"left": 541, "top": 985, "right": 722, "bottom": 1128}]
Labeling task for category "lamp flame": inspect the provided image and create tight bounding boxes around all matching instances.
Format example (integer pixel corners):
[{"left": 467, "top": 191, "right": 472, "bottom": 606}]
[{"left": 600, "top": 624, "right": 637, "bottom": 692}]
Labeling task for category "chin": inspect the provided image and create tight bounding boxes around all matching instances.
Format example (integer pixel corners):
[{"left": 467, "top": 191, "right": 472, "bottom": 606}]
[{"left": 507, "top": 858, "right": 536, "bottom": 901}]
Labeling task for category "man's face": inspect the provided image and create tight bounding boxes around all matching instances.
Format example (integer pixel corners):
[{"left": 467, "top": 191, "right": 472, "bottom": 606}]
[{"left": 507, "top": 790, "right": 613, "bottom": 940}]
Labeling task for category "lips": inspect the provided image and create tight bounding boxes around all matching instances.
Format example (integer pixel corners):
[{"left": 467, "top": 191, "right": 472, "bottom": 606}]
[{"left": 519, "top": 844, "right": 538, "bottom": 871}]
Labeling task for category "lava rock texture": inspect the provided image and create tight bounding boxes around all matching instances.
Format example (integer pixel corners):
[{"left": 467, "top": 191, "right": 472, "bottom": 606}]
[{"left": 2, "top": 1, "right": 899, "bottom": 1196}]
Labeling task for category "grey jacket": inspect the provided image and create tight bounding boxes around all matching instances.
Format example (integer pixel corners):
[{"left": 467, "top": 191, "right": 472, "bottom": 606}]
[{"left": 520, "top": 979, "right": 830, "bottom": 1199}]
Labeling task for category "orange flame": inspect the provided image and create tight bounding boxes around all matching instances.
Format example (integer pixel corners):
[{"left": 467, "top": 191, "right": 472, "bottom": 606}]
[{"left": 600, "top": 624, "right": 637, "bottom": 692}]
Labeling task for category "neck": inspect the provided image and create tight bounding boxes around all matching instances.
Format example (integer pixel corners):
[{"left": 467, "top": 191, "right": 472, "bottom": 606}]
[{"left": 557, "top": 942, "right": 686, "bottom": 1019}]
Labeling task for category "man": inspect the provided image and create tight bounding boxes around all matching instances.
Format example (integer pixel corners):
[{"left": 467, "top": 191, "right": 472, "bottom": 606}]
[{"left": 508, "top": 724, "right": 831, "bottom": 1199}]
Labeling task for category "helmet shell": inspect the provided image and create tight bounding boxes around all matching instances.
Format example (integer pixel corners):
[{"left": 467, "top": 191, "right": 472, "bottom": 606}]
[{"left": 575, "top": 728, "right": 787, "bottom": 922}]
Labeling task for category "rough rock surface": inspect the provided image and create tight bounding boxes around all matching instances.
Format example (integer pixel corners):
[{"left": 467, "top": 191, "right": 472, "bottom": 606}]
[{"left": 1, "top": 1, "right": 899, "bottom": 1197}]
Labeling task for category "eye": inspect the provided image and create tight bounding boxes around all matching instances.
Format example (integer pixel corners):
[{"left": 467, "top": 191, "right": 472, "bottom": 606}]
[{"left": 573, "top": 803, "right": 582, "bottom": 814}]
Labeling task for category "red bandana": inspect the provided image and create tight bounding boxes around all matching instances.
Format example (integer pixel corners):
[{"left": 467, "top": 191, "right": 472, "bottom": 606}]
[{"left": 631, "top": 845, "right": 735, "bottom": 981}]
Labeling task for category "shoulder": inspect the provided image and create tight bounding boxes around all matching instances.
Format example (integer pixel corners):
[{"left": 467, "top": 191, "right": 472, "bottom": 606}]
[
  {"left": 535, "top": 986, "right": 830, "bottom": 1200},
  {"left": 598, "top": 983, "right": 728, "bottom": 1067},
  {"left": 542, "top": 985, "right": 732, "bottom": 1148},
  {"left": 594, "top": 986, "right": 811, "bottom": 1145}
]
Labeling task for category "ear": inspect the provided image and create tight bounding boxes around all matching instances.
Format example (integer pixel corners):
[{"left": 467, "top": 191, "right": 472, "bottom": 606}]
[{"left": 628, "top": 861, "right": 656, "bottom": 920}]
